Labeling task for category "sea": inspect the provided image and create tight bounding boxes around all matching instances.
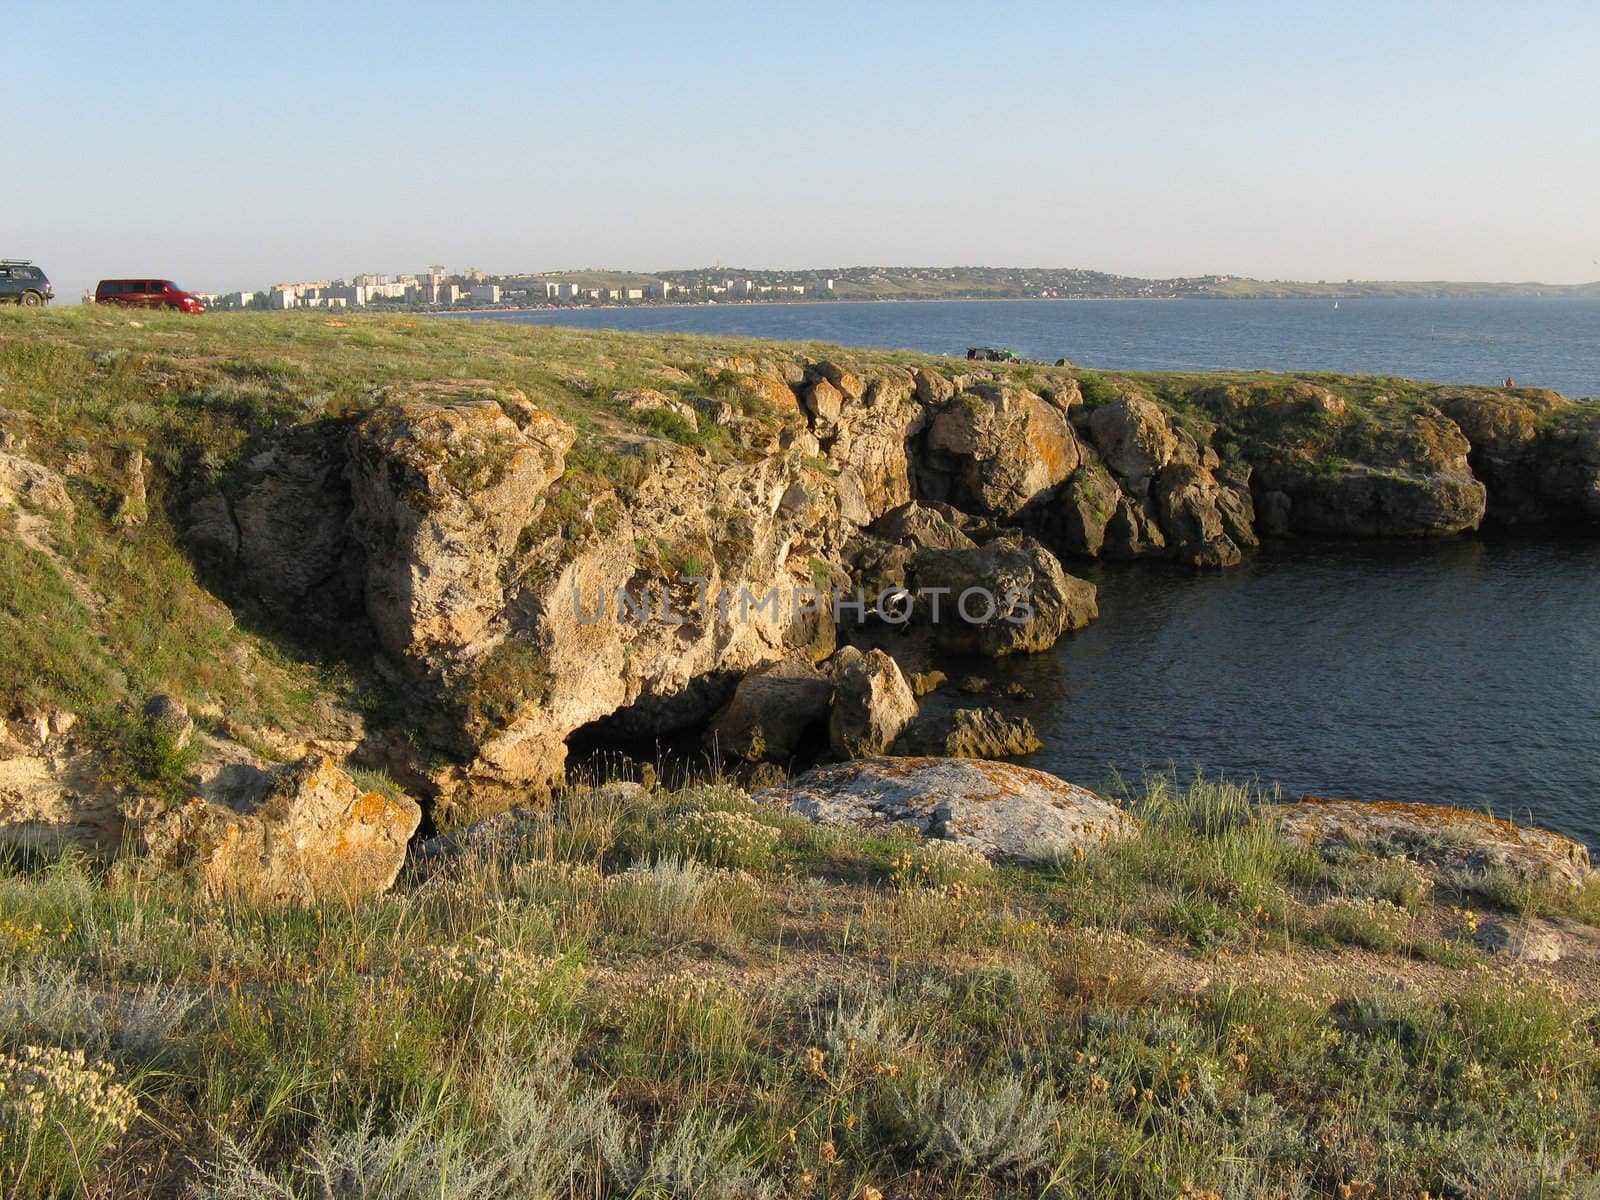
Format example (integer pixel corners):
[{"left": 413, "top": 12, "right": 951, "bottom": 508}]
[{"left": 462, "top": 299, "right": 1600, "bottom": 844}]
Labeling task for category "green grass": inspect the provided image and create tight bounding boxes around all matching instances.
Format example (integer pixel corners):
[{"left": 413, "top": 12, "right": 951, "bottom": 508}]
[{"left": 0, "top": 772, "right": 1596, "bottom": 1198}]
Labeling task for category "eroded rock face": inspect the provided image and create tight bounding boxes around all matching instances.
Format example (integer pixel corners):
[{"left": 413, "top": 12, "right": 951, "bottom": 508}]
[
  {"left": 1263, "top": 796, "right": 1591, "bottom": 888},
  {"left": 230, "top": 424, "right": 360, "bottom": 615},
  {"left": 1437, "top": 391, "right": 1600, "bottom": 527},
  {"left": 705, "top": 659, "right": 832, "bottom": 763},
  {"left": 0, "top": 706, "right": 120, "bottom": 853},
  {"left": 1055, "top": 456, "right": 1122, "bottom": 558},
  {"left": 142, "top": 753, "right": 420, "bottom": 903},
  {"left": 925, "top": 384, "right": 1080, "bottom": 517},
  {"left": 1152, "top": 463, "right": 1259, "bottom": 568},
  {"left": 1087, "top": 394, "right": 1178, "bottom": 497},
  {"left": 1254, "top": 410, "right": 1486, "bottom": 537},
  {"left": 828, "top": 647, "right": 918, "bottom": 757},
  {"left": 911, "top": 536, "right": 1097, "bottom": 655},
  {"left": 349, "top": 386, "right": 575, "bottom": 665},
  {"left": 762, "top": 756, "right": 1133, "bottom": 863}
]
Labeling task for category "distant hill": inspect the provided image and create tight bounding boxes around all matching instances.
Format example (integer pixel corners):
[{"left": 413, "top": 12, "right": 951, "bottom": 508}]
[{"left": 499, "top": 265, "right": 1600, "bottom": 303}]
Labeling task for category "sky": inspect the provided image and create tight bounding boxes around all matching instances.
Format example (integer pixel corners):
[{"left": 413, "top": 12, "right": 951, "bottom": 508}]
[{"left": 6, "top": 1, "right": 1600, "bottom": 300}]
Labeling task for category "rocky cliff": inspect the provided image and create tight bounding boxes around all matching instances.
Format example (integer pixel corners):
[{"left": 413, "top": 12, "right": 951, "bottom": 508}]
[{"left": 3, "top": 311, "right": 1599, "bottom": 834}]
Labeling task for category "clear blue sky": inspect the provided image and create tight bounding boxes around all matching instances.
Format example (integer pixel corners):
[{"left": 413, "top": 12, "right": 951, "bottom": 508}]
[{"left": 8, "top": 1, "right": 1599, "bottom": 299}]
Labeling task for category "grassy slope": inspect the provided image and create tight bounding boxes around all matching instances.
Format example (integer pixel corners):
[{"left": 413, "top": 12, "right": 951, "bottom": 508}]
[
  {"left": 4, "top": 309, "right": 1600, "bottom": 1196},
  {"left": 3, "top": 774, "right": 1600, "bottom": 1198}
]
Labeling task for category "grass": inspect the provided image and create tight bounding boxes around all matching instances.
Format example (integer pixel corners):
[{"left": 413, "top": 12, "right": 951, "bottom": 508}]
[
  {"left": 5, "top": 307, "right": 1600, "bottom": 1194},
  {"left": 0, "top": 773, "right": 1596, "bottom": 1198}
]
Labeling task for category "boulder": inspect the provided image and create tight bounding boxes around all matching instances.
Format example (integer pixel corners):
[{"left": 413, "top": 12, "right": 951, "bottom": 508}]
[
  {"left": 810, "top": 361, "right": 866, "bottom": 403},
  {"left": 925, "top": 385, "right": 1080, "bottom": 517},
  {"left": 870, "top": 502, "right": 977, "bottom": 552},
  {"left": 1054, "top": 457, "right": 1122, "bottom": 558},
  {"left": 0, "top": 451, "right": 74, "bottom": 518},
  {"left": 913, "top": 367, "right": 957, "bottom": 406},
  {"left": 1151, "top": 463, "right": 1258, "bottom": 568},
  {"left": 1262, "top": 797, "right": 1591, "bottom": 888},
  {"left": 141, "top": 753, "right": 421, "bottom": 903},
  {"left": 803, "top": 378, "right": 844, "bottom": 438},
  {"left": 892, "top": 707, "right": 1042, "bottom": 758},
  {"left": 1085, "top": 394, "right": 1178, "bottom": 496},
  {"left": 828, "top": 647, "right": 918, "bottom": 758},
  {"left": 705, "top": 659, "right": 832, "bottom": 763},
  {"left": 616, "top": 387, "right": 698, "bottom": 432},
  {"left": 907, "top": 670, "right": 947, "bottom": 697},
  {"left": 142, "top": 694, "right": 195, "bottom": 752},
  {"left": 761, "top": 757, "right": 1133, "bottom": 863},
  {"left": 348, "top": 385, "right": 575, "bottom": 664},
  {"left": 1101, "top": 493, "right": 1168, "bottom": 560},
  {"left": 912, "top": 536, "right": 1097, "bottom": 655}
]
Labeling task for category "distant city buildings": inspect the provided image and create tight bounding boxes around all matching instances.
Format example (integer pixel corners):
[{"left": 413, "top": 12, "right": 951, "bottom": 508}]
[{"left": 237, "top": 262, "right": 838, "bottom": 312}]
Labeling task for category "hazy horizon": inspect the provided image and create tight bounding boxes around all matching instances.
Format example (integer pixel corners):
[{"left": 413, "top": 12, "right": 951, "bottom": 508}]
[{"left": 9, "top": 1, "right": 1600, "bottom": 302}]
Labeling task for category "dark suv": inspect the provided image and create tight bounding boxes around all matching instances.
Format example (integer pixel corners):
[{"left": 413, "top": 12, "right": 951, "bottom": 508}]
[{"left": 1, "top": 260, "right": 53, "bottom": 306}]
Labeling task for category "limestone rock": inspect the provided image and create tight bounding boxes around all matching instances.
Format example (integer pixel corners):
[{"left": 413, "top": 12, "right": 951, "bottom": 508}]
[
  {"left": 1474, "top": 917, "right": 1565, "bottom": 965},
  {"left": 1101, "top": 493, "right": 1168, "bottom": 560},
  {"left": 870, "top": 502, "right": 977, "bottom": 552},
  {"left": 142, "top": 694, "right": 195, "bottom": 751},
  {"left": 762, "top": 756, "right": 1132, "bottom": 863},
  {"left": 925, "top": 385, "right": 1080, "bottom": 517},
  {"left": 0, "top": 450, "right": 74, "bottom": 519},
  {"left": 349, "top": 385, "right": 575, "bottom": 664},
  {"left": 828, "top": 647, "right": 918, "bottom": 758},
  {"left": 111, "top": 448, "right": 148, "bottom": 528},
  {"left": 804, "top": 378, "right": 844, "bottom": 438},
  {"left": 1263, "top": 797, "right": 1591, "bottom": 888},
  {"left": 1152, "top": 463, "right": 1258, "bottom": 568},
  {"left": 1086, "top": 394, "right": 1178, "bottom": 496},
  {"left": 810, "top": 361, "right": 865, "bottom": 403},
  {"left": 913, "top": 367, "right": 957, "bottom": 406},
  {"left": 911, "top": 536, "right": 1097, "bottom": 655},
  {"left": 0, "top": 706, "right": 120, "bottom": 854},
  {"left": 230, "top": 424, "right": 361, "bottom": 615},
  {"left": 141, "top": 753, "right": 421, "bottom": 903},
  {"left": 616, "top": 387, "right": 698, "bottom": 432},
  {"left": 706, "top": 659, "right": 832, "bottom": 763},
  {"left": 1054, "top": 457, "right": 1122, "bottom": 558},
  {"left": 892, "top": 707, "right": 1042, "bottom": 758}
]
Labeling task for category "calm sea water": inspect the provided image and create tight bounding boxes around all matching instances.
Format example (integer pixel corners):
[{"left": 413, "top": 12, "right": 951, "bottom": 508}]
[
  {"left": 463, "top": 297, "right": 1600, "bottom": 399},
  {"left": 467, "top": 299, "right": 1600, "bottom": 843},
  {"left": 978, "top": 535, "right": 1600, "bottom": 847}
]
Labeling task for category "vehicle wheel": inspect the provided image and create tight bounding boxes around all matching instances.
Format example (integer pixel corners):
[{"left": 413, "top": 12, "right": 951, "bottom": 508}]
[{"left": 19, "top": 291, "right": 42, "bottom": 307}]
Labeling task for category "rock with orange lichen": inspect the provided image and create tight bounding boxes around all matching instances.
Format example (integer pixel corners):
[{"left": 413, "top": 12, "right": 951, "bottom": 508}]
[
  {"left": 760, "top": 756, "right": 1132, "bottom": 863},
  {"left": 141, "top": 753, "right": 421, "bottom": 903},
  {"left": 924, "top": 382, "right": 1081, "bottom": 518},
  {"left": 1262, "top": 796, "right": 1591, "bottom": 888}
]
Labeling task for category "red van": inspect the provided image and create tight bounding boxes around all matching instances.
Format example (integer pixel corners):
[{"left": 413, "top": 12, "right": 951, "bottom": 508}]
[{"left": 94, "top": 279, "right": 205, "bottom": 314}]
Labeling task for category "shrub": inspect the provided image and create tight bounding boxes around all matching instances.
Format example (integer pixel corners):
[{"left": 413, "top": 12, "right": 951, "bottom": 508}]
[
  {"left": 0, "top": 1045, "right": 139, "bottom": 1199},
  {"left": 886, "top": 1072, "right": 1062, "bottom": 1178},
  {"left": 889, "top": 839, "right": 994, "bottom": 890},
  {"left": 664, "top": 810, "right": 780, "bottom": 872}
]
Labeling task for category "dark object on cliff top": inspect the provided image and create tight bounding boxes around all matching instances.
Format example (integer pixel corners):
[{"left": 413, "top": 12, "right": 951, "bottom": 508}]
[{"left": 967, "top": 347, "right": 1017, "bottom": 362}]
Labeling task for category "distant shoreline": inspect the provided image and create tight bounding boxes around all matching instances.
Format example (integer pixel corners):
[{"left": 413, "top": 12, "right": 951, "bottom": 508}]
[{"left": 437, "top": 293, "right": 1600, "bottom": 320}]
